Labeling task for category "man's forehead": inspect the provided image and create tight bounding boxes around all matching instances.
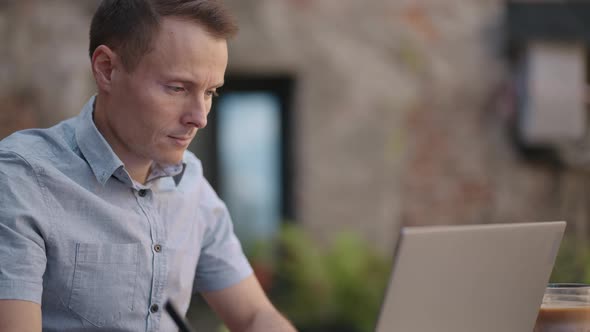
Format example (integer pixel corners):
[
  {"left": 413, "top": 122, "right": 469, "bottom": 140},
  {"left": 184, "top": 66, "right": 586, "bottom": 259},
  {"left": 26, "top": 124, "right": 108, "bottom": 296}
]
[{"left": 138, "top": 18, "right": 228, "bottom": 74}]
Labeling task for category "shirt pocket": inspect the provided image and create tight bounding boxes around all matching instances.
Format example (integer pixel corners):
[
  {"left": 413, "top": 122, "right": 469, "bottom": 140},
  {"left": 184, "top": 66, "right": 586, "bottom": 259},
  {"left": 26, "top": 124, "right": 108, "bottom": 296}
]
[{"left": 67, "top": 242, "right": 139, "bottom": 327}]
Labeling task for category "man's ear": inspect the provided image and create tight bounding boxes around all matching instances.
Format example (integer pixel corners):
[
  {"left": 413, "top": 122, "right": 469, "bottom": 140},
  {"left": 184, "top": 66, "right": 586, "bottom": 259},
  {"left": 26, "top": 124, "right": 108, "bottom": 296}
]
[{"left": 91, "top": 45, "right": 119, "bottom": 93}]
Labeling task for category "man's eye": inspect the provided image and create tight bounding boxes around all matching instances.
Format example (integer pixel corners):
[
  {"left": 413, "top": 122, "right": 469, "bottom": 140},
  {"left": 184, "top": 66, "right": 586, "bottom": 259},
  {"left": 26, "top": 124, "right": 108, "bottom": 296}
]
[
  {"left": 206, "top": 90, "right": 219, "bottom": 98},
  {"left": 167, "top": 86, "right": 185, "bottom": 93}
]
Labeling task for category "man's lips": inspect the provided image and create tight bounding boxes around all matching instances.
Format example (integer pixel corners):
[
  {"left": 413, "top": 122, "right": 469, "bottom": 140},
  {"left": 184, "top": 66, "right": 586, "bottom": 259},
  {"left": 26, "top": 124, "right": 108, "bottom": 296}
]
[
  {"left": 168, "top": 135, "right": 193, "bottom": 146},
  {"left": 169, "top": 135, "right": 192, "bottom": 140}
]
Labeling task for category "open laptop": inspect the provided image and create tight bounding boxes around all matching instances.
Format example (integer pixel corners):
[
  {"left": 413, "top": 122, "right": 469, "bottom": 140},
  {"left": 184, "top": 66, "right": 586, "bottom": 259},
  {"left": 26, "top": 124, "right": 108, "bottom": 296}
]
[{"left": 375, "top": 221, "right": 566, "bottom": 332}]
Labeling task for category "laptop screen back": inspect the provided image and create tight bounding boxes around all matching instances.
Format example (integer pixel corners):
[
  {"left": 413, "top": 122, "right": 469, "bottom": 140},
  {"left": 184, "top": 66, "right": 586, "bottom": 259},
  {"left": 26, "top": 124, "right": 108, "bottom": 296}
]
[{"left": 375, "top": 221, "right": 566, "bottom": 332}]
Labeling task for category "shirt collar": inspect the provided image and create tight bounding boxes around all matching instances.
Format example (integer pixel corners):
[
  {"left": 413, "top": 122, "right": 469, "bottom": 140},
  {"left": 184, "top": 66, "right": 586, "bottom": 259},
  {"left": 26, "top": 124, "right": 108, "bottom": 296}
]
[
  {"left": 147, "top": 162, "right": 186, "bottom": 186},
  {"left": 75, "top": 96, "right": 188, "bottom": 186},
  {"left": 75, "top": 96, "right": 125, "bottom": 185}
]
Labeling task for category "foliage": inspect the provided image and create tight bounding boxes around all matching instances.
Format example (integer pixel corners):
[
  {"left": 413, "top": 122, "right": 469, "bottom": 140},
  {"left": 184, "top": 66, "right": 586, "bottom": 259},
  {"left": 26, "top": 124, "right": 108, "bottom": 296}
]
[
  {"left": 550, "top": 235, "right": 590, "bottom": 284},
  {"left": 271, "top": 224, "right": 391, "bottom": 332}
]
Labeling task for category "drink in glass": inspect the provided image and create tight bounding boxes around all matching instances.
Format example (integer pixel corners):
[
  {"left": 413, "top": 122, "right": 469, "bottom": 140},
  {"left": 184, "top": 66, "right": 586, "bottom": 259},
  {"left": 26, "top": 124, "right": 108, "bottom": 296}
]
[{"left": 534, "top": 284, "right": 590, "bottom": 332}]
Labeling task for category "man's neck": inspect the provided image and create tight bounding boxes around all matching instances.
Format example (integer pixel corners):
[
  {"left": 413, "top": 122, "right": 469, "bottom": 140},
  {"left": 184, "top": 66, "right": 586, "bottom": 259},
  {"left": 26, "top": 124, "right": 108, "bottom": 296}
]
[
  {"left": 123, "top": 159, "right": 152, "bottom": 185},
  {"left": 93, "top": 96, "right": 152, "bottom": 185}
]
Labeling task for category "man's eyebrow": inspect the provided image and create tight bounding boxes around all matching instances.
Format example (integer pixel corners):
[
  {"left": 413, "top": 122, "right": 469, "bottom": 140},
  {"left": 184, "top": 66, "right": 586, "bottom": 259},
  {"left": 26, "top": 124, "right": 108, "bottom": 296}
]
[
  {"left": 163, "top": 76, "right": 196, "bottom": 86},
  {"left": 163, "top": 75, "right": 224, "bottom": 89}
]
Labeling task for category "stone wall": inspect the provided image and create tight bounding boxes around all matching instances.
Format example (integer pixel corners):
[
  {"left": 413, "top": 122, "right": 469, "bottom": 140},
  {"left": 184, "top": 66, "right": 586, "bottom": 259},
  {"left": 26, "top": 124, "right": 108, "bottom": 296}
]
[
  {"left": 224, "top": 0, "right": 572, "bottom": 252},
  {"left": 0, "top": 0, "right": 96, "bottom": 138},
  {"left": 1, "top": 0, "right": 582, "bottom": 254}
]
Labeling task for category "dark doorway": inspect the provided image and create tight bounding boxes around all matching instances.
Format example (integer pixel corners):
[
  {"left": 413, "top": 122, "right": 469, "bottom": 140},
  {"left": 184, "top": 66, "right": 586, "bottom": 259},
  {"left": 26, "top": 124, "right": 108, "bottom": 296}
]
[{"left": 189, "top": 75, "right": 295, "bottom": 249}]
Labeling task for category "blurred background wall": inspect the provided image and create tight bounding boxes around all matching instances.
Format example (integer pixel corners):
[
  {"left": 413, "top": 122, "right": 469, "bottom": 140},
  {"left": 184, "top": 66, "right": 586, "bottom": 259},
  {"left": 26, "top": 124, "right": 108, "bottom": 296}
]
[
  {"left": 3, "top": 0, "right": 590, "bottom": 330},
  {"left": 1, "top": 0, "right": 578, "bottom": 250}
]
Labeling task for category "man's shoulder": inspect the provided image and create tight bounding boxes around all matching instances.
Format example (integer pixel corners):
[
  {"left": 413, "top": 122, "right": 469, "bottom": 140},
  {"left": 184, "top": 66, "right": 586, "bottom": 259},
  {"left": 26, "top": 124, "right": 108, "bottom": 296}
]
[{"left": 0, "top": 118, "right": 79, "bottom": 165}]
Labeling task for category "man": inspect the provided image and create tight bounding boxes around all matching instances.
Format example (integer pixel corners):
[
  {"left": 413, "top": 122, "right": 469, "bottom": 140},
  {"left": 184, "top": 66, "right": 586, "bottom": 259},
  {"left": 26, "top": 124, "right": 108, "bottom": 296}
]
[{"left": 0, "top": 0, "right": 297, "bottom": 331}]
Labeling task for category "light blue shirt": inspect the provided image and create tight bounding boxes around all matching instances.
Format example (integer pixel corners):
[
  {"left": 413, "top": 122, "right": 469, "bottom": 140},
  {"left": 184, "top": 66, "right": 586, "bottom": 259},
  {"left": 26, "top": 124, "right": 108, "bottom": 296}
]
[{"left": 0, "top": 96, "right": 253, "bottom": 331}]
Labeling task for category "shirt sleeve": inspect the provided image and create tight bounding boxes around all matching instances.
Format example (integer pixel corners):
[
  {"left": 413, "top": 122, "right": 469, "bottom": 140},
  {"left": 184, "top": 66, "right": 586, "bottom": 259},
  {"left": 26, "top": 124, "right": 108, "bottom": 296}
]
[
  {"left": 0, "top": 151, "right": 48, "bottom": 304},
  {"left": 193, "top": 178, "right": 253, "bottom": 293}
]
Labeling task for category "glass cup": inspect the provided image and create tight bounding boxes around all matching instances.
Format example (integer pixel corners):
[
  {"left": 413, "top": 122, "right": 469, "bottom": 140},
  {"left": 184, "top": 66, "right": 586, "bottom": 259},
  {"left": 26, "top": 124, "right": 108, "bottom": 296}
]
[{"left": 534, "top": 283, "right": 590, "bottom": 332}]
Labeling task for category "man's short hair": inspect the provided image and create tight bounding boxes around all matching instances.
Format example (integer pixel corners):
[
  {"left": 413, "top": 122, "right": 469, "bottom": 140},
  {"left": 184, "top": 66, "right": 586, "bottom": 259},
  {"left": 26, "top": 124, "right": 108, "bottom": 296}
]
[{"left": 89, "top": 0, "right": 238, "bottom": 72}]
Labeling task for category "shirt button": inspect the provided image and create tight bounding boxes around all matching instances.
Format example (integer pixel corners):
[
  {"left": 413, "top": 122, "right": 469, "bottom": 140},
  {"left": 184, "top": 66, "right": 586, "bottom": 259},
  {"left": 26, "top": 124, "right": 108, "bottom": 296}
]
[
  {"left": 150, "top": 304, "right": 159, "bottom": 313},
  {"left": 154, "top": 244, "right": 162, "bottom": 253},
  {"left": 138, "top": 189, "right": 147, "bottom": 197}
]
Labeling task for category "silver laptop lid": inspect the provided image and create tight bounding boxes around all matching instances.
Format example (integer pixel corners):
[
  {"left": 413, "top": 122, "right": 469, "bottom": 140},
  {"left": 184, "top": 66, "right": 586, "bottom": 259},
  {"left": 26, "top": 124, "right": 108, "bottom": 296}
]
[{"left": 375, "top": 221, "right": 566, "bottom": 332}]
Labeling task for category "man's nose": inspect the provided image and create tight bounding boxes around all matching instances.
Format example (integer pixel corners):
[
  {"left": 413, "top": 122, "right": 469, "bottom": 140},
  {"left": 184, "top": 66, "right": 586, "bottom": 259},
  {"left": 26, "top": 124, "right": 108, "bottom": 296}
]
[{"left": 182, "top": 99, "right": 208, "bottom": 129}]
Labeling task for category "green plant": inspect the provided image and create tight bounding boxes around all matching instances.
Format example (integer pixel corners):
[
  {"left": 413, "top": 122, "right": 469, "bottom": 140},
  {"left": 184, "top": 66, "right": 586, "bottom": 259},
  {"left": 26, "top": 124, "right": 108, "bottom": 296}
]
[
  {"left": 273, "top": 224, "right": 390, "bottom": 332},
  {"left": 550, "top": 235, "right": 590, "bottom": 284}
]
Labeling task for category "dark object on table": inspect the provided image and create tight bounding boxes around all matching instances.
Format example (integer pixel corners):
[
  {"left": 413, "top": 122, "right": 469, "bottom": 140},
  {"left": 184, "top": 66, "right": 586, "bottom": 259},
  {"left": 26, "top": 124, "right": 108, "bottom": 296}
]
[{"left": 165, "top": 300, "right": 196, "bottom": 332}]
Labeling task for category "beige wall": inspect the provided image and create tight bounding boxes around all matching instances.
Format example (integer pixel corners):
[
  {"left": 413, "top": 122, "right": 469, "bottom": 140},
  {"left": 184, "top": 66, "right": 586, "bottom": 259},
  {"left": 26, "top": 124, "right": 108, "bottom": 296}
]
[
  {"left": 224, "top": 0, "right": 571, "bottom": 252},
  {"left": 1, "top": 0, "right": 580, "bottom": 254}
]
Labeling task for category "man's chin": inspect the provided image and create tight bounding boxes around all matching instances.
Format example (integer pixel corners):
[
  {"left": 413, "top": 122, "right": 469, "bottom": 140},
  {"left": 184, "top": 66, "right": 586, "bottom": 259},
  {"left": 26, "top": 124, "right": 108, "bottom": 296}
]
[{"left": 155, "top": 154, "right": 185, "bottom": 167}]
